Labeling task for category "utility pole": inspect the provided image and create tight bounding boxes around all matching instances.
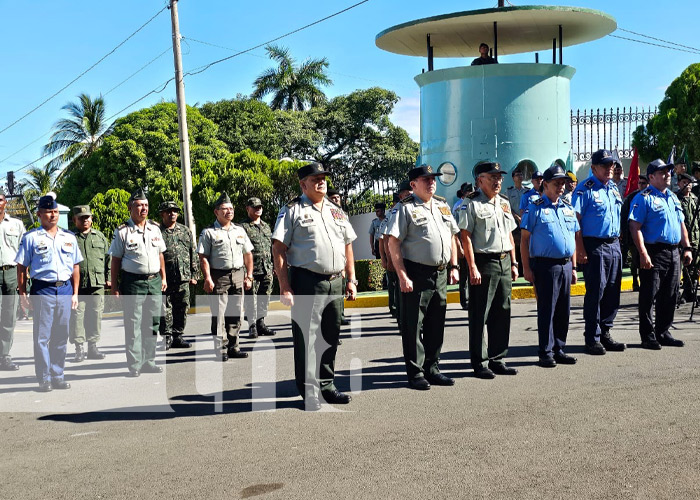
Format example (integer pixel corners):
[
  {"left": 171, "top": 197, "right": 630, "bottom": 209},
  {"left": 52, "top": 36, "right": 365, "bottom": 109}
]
[{"left": 170, "top": 0, "right": 196, "bottom": 238}]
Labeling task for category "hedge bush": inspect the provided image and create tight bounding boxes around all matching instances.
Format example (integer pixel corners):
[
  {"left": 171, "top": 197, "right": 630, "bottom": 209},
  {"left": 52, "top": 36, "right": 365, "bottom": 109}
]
[{"left": 355, "top": 259, "right": 385, "bottom": 292}]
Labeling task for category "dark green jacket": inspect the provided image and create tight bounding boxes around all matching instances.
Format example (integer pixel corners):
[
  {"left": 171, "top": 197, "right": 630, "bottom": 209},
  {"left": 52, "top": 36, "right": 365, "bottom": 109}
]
[
  {"left": 240, "top": 218, "right": 272, "bottom": 275},
  {"left": 160, "top": 222, "right": 199, "bottom": 284},
  {"left": 75, "top": 229, "right": 110, "bottom": 289}
]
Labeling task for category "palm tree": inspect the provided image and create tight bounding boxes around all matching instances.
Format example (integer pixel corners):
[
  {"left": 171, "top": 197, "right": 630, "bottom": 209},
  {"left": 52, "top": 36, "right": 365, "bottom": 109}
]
[
  {"left": 252, "top": 45, "right": 332, "bottom": 111},
  {"left": 43, "top": 93, "right": 113, "bottom": 181},
  {"left": 19, "top": 163, "right": 61, "bottom": 204}
]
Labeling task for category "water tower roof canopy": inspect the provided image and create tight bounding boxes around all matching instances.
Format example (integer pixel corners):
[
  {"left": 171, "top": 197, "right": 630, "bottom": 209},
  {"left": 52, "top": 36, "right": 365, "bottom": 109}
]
[{"left": 376, "top": 5, "right": 616, "bottom": 57}]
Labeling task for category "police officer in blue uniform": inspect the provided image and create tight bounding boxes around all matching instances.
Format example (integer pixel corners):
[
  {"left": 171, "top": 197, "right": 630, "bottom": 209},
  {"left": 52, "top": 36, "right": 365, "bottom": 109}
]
[
  {"left": 572, "top": 149, "right": 625, "bottom": 355},
  {"left": 519, "top": 171, "right": 544, "bottom": 215},
  {"left": 629, "top": 159, "right": 694, "bottom": 349},
  {"left": 16, "top": 195, "right": 82, "bottom": 392},
  {"left": 520, "top": 165, "right": 580, "bottom": 367}
]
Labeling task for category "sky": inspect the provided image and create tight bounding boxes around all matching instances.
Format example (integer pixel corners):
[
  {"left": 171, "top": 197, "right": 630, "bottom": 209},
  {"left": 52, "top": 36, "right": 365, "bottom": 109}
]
[{"left": 0, "top": 0, "right": 698, "bottom": 183}]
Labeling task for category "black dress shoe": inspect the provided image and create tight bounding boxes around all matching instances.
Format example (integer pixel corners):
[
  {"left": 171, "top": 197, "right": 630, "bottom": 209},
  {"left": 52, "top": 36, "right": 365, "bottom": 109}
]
[
  {"left": 585, "top": 342, "right": 607, "bottom": 355},
  {"left": 641, "top": 340, "right": 662, "bottom": 350},
  {"left": 256, "top": 319, "right": 275, "bottom": 336},
  {"left": 304, "top": 397, "right": 322, "bottom": 411},
  {"left": 538, "top": 357, "right": 557, "bottom": 368},
  {"left": 426, "top": 372, "right": 455, "bottom": 386},
  {"left": 126, "top": 369, "right": 141, "bottom": 378},
  {"left": 321, "top": 390, "right": 352, "bottom": 404},
  {"left": 553, "top": 352, "right": 577, "bottom": 365},
  {"left": 227, "top": 348, "right": 248, "bottom": 359},
  {"left": 163, "top": 335, "right": 173, "bottom": 351},
  {"left": 51, "top": 380, "right": 71, "bottom": 390},
  {"left": 38, "top": 381, "right": 52, "bottom": 392},
  {"left": 87, "top": 343, "right": 105, "bottom": 360},
  {"left": 73, "top": 344, "right": 85, "bottom": 363},
  {"left": 659, "top": 335, "right": 684, "bottom": 347},
  {"left": 219, "top": 351, "right": 229, "bottom": 362},
  {"left": 0, "top": 357, "right": 19, "bottom": 371},
  {"left": 170, "top": 336, "right": 191, "bottom": 349},
  {"left": 337, "top": 339, "right": 343, "bottom": 346},
  {"left": 408, "top": 377, "right": 431, "bottom": 390},
  {"left": 474, "top": 366, "right": 495, "bottom": 379},
  {"left": 489, "top": 363, "right": 518, "bottom": 375},
  {"left": 141, "top": 365, "right": 163, "bottom": 374},
  {"left": 601, "top": 332, "right": 626, "bottom": 351},
  {"left": 248, "top": 323, "right": 258, "bottom": 339}
]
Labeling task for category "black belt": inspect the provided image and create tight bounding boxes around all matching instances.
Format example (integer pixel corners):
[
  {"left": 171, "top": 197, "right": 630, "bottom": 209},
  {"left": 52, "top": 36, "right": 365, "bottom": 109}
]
[
  {"left": 476, "top": 252, "right": 508, "bottom": 260},
  {"left": 646, "top": 242, "right": 678, "bottom": 251},
  {"left": 404, "top": 260, "right": 448, "bottom": 272},
  {"left": 0, "top": 264, "right": 15, "bottom": 271},
  {"left": 583, "top": 236, "right": 617, "bottom": 244},
  {"left": 33, "top": 279, "right": 68, "bottom": 287},
  {"left": 290, "top": 267, "right": 343, "bottom": 281},
  {"left": 123, "top": 271, "right": 159, "bottom": 280},
  {"left": 532, "top": 257, "right": 571, "bottom": 265},
  {"left": 211, "top": 267, "right": 242, "bottom": 273}
]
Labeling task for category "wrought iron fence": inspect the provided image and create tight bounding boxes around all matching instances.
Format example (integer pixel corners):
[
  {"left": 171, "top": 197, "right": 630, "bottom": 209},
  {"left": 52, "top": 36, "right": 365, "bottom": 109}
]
[{"left": 571, "top": 106, "right": 658, "bottom": 162}]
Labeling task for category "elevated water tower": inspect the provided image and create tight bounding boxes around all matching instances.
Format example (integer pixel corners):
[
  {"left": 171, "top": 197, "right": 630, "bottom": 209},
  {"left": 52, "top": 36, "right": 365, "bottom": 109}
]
[{"left": 376, "top": 4, "right": 616, "bottom": 196}]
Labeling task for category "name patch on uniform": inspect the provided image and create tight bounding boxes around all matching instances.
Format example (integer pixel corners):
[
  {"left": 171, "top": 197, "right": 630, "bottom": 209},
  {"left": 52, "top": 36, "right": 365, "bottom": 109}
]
[
  {"left": 299, "top": 213, "right": 315, "bottom": 227},
  {"left": 126, "top": 240, "right": 138, "bottom": 251},
  {"left": 410, "top": 210, "right": 428, "bottom": 225},
  {"left": 563, "top": 208, "right": 575, "bottom": 217}
]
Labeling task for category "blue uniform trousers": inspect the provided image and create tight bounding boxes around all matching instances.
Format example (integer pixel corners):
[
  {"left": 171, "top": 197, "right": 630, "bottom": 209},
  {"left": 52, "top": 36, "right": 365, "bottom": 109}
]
[
  {"left": 532, "top": 258, "right": 572, "bottom": 359},
  {"left": 581, "top": 238, "right": 621, "bottom": 343},
  {"left": 31, "top": 280, "right": 72, "bottom": 383},
  {"left": 638, "top": 243, "right": 680, "bottom": 342}
]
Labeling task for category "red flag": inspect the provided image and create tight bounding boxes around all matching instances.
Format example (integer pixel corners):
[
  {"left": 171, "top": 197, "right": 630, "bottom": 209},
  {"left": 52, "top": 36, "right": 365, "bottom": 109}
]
[{"left": 624, "top": 148, "right": 639, "bottom": 197}]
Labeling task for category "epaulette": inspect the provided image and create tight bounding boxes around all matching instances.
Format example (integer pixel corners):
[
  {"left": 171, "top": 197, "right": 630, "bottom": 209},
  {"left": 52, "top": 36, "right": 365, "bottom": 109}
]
[
  {"left": 400, "top": 194, "right": 415, "bottom": 204},
  {"left": 561, "top": 197, "right": 572, "bottom": 206},
  {"left": 640, "top": 187, "right": 652, "bottom": 197},
  {"left": 433, "top": 195, "right": 446, "bottom": 202},
  {"left": 117, "top": 223, "right": 127, "bottom": 230},
  {"left": 584, "top": 179, "right": 595, "bottom": 189},
  {"left": 286, "top": 196, "right": 302, "bottom": 207},
  {"left": 498, "top": 193, "right": 508, "bottom": 201},
  {"left": 466, "top": 191, "right": 480, "bottom": 199},
  {"left": 147, "top": 219, "right": 159, "bottom": 226},
  {"left": 533, "top": 198, "right": 545, "bottom": 206}
]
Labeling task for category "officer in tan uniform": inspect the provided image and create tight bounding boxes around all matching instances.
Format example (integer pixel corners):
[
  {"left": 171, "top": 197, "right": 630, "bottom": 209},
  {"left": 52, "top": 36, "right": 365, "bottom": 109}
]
[
  {"left": 272, "top": 162, "right": 357, "bottom": 411},
  {"left": 198, "top": 193, "right": 253, "bottom": 362},
  {"left": 109, "top": 188, "right": 167, "bottom": 377},
  {"left": 459, "top": 162, "right": 519, "bottom": 379},
  {"left": 387, "top": 165, "right": 460, "bottom": 390}
]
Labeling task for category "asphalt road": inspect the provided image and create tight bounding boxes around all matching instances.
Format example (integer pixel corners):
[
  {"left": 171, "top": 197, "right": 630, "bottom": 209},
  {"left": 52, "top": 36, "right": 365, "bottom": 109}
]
[{"left": 1, "top": 292, "right": 699, "bottom": 499}]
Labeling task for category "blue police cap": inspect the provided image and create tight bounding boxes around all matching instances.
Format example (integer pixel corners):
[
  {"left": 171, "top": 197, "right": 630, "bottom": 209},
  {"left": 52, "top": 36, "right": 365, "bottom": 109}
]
[
  {"left": 531, "top": 170, "right": 544, "bottom": 179},
  {"left": 646, "top": 159, "right": 674, "bottom": 176},
  {"left": 543, "top": 165, "right": 567, "bottom": 181},
  {"left": 591, "top": 149, "right": 615, "bottom": 165},
  {"left": 38, "top": 195, "right": 58, "bottom": 210}
]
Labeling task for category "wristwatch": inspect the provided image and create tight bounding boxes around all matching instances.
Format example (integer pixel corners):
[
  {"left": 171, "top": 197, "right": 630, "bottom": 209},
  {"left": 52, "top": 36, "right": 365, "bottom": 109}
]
[
  {"left": 348, "top": 279, "right": 359, "bottom": 285},
  {"left": 448, "top": 264, "right": 460, "bottom": 271}
]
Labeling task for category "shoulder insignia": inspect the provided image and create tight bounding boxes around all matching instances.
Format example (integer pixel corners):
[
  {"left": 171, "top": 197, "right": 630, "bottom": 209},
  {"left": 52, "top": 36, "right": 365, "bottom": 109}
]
[
  {"left": 498, "top": 193, "right": 509, "bottom": 200},
  {"left": 400, "top": 194, "right": 415, "bottom": 204},
  {"left": 433, "top": 195, "right": 446, "bottom": 202},
  {"left": 584, "top": 179, "right": 595, "bottom": 189},
  {"left": 117, "top": 224, "right": 127, "bottom": 230},
  {"left": 640, "top": 188, "right": 651, "bottom": 197},
  {"left": 533, "top": 198, "right": 545, "bottom": 206},
  {"left": 561, "top": 197, "right": 572, "bottom": 206},
  {"left": 286, "top": 196, "right": 302, "bottom": 208},
  {"left": 466, "top": 191, "right": 480, "bottom": 199}
]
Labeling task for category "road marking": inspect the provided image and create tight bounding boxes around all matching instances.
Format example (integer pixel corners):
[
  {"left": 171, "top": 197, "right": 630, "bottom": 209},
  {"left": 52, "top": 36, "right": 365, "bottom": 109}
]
[{"left": 70, "top": 431, "right": 99, "bottom": 438}]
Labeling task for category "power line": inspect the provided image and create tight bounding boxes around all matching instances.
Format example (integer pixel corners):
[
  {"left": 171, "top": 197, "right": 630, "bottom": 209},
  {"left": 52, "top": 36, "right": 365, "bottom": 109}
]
[
  {"left": 0, "top": 5, "right": 168, "bottom": 138},
  {"left": 609, "top": 34, "right": 700, "bottom": 55},
  {"left": 618, "top": 27, "right": 700, "bottom": 53}
]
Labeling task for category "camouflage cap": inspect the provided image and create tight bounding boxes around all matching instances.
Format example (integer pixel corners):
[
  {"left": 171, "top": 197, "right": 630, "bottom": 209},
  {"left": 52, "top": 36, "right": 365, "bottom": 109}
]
[
  {"left": 158, "top": 201, "right": 179, "bottom": 212},
  {"left": 72, "top": 205, "right": 92, "bottom": 217},
  {"left": 214, "top": 192, "right": 232, "bottom": 208},
  {"left": 129, "top": 187, "right": 148, "bottom": 203},
  {"left": 246, "top": 197, "right": 262, "bottom": 207}
]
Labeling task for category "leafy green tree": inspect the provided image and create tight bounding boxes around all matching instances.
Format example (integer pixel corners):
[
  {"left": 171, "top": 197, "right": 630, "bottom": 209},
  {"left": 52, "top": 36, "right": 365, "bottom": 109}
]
[
  {"left": 252, "top": 45, "right": 331, "bottom": 111},
  {"left": 633, "top": 63, "right": 700, "bottom": 162},
  {"left": 87, "top": 188, "right": 131, "bottom": 241},
  {"left": 43, "top": 93, "right": 113, "bottom": 182},
  {"left": 19, "top": 163, "right": 61, "bottom": 204}
]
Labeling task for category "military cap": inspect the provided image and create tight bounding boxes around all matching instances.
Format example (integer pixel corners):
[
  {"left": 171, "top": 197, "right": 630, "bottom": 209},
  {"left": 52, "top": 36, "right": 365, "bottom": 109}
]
[
  {"left": 158, "top": 201, "right": 179, "bottom": 212},
  {"left": 462, "top": 182, "right": 474, "bottom": 193},
  {"left": 591, "top": 149, "right": 614, "bottom": 165},
  {"left": 408, "top": 164, "right": 442, "bottom": 181},
  {"left": 474, "top": 162, "right": 506, "bottom": 177},
  {"left": 543, "top": 164, "right": 567, "bottom": 182},
  {"left": 129, "top": 187, "right": 148, "bottom": 203},
  {"left": 374, "top": 202, "right": 386, "bottom": 209},
  {"left": 72, "top": 205, "right": 92, "bottom": 217},
  {"left": 678, "top": 172, "right": 697, "bottom": 183},
  {"left": 214, "top": 192, "right": 232, "bottom": 208},
  {"left": 326, "top": 188, "right": 340, "bottom": 198},
  {"left": 647, "top": 159, "right": 674, "bottom": 176},
  {"left": 638, "top": 174, "right": 648, "bottom": 182},
  {"left": 297, "top": 161, "right": 330, "bottom": 180},
  {"left": 692, "top": 161, "right": 700, "bottom": 174},
  {"left": 392, "top": 193, "right": 400, "bottom": 203},
  {"left": 38, "top": 194, "right": 58, "bottom": 210},
  {"left": 398, "top": 180, "right": 412, "bottom": 192},
  {"left": 511, "top": 168, "right": 524, "bottom": 178},
  {"left": 531, "top": 170, "right": 544, "bottom": 179},
  {"left": 566, "top": 171, "right": 577, "bottom": 182},
  {"left": 246, "top": 197, "right": 262, "bottom": 207}
]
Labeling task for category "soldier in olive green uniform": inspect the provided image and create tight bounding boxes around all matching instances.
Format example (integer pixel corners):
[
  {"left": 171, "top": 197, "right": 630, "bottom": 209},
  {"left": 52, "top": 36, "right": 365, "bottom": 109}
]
[
  {"left": 459, "top": 162, "right": 519, "bottom": 379},
  {"left": 272, "top": 162, "right": 358, "bottom": 410},
  {"left": 241, "top": 197, "right": 275, "bottom": 338},
  {"left": 0, "top": 191, "right": 25, "bottom": 371},
  {"left": 70, "top": 205, "right": 110, "bottom": 362},
  {"left": 198, "top": 193, "right": 254, "bottom": 362},
  {"left": 158, "top": 201, "right": 198, "bottom": 349},
  {"left": 110, "top": 188, "right": 167, "bottom": 377},
  {"left": 676, "top": 173, "right": 699, "bottom": 303},
  {"left": 387, "top": 165, "right": 460, "bottom": 390}
]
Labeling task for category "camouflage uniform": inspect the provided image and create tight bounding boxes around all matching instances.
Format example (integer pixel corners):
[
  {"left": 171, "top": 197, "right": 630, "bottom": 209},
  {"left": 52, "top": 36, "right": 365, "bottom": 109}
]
[
  {"left": 677, "top": 190, "right": 699, "bottom": 301},
  {"left": 241, "top": 206, "right": 274, "bottom": 337},
  {"left": 159, "top": 210, "right": 198, "bottom": 347}
]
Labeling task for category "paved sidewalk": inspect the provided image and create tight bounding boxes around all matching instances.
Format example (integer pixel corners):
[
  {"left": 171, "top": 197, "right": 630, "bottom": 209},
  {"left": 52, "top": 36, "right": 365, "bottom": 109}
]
[{"left": 1, "top": 291, "right": 699, "bottom": 499}]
